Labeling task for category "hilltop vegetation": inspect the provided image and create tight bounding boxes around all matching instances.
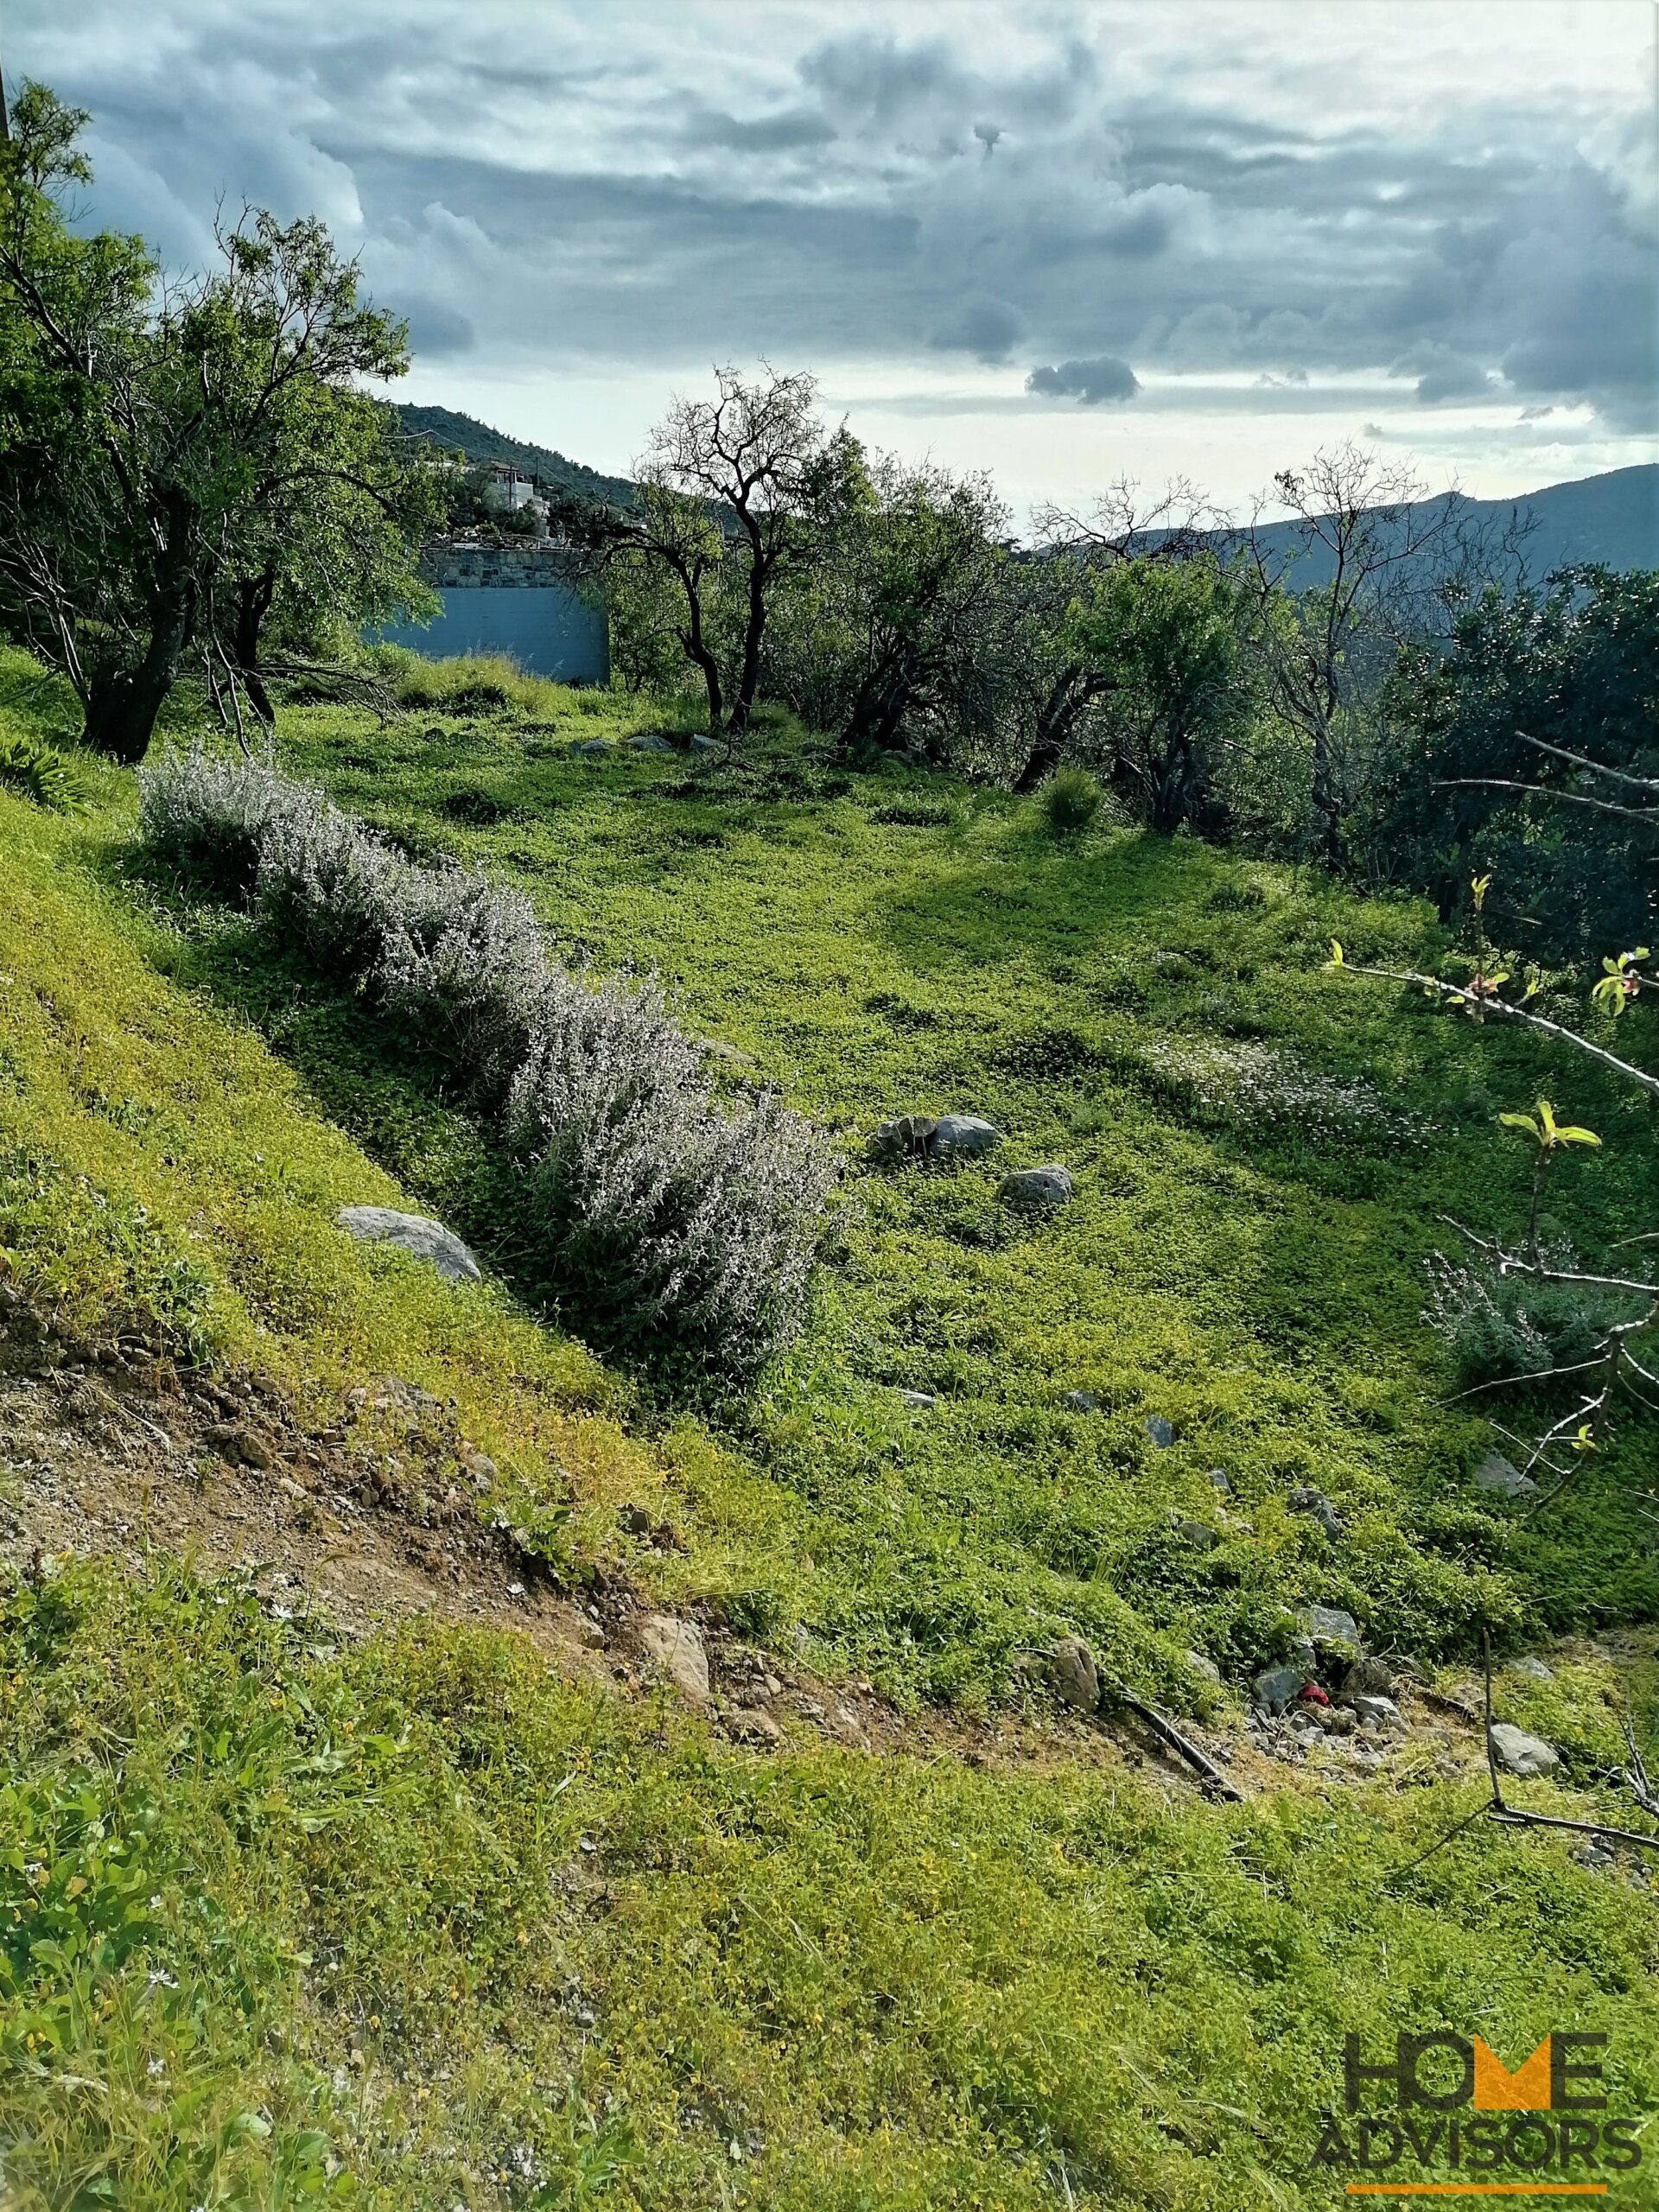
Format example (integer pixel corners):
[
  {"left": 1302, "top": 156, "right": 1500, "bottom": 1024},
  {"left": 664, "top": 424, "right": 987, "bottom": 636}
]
[{"left": 2, "top": 645, "right": 1657, "bottom": 2205}]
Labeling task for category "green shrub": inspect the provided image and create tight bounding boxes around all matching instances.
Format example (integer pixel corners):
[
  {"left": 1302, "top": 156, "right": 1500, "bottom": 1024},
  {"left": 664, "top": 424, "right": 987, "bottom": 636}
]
[
  {"left": 0, "top": 728, "right": 90, "bottom": 813},
  {"left": 1422, "top": 1243, "right": 1631, "bottom": 1386},
  {"left": 366, "top": 645, "right": 574, "bottom": 721},
  {"left": 1037, "top": 764, "right": 1103, "bottom": 838}
]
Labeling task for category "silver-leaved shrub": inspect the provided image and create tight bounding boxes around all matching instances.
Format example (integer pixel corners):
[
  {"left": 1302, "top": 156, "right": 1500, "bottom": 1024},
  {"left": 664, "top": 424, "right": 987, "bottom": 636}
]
[{"left": 135, "top": 746, "right": 835, "bottom": 1383}]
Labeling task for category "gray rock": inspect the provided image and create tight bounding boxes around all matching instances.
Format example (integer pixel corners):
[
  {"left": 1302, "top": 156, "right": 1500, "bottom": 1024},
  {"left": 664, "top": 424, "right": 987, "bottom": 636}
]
[
  {"left": 701, "top": 1038, "right": 757, "bottom": 1070},
  {"left": 1322, "top": 1705, "right": 1357, "bottom": 1736},
  {"left": 569, "top": 738, "right": 612, "bottom": 759},
  {"left": 1185, "top": 1649, "right": 1222, "bottom": 1686},
  {"left": 1254, "top": 1662, "right": 1310, "bottom": 1716},
  {"left": 1174, "top": 1517, "right": 1219, "bottom": 1552},
  {"left": 1206, "top": 1467, "right": 1231, "bottom": 1495},
  {"left": 336, "top": 1206, "right": 482, "bottom": 1284},
  {"left": 1142, "top": 1415, "right": 1175, "bottom": 1450},
  {"left": 723, "top": 1705, "right": 781, "bottom": 1745},
  {"left": 927, "top": 1114, "right": 1002, "bottom": 1162},
  {"left": 626, "top": 732, "right": 677, "bottom": 752},
  {"left": 689, "top": 732, "right": 720, "bottom": 754},
  {"left": 1063, "top": 1389, "right": 1101, "bottom": 1414},
  {"left": 897, "top": 1389, "right": 938, "bottom": 1410},
  {"left": 1299, "top": 1603, "right": 1361, "bottom": 1650},
  {"left": 1474, "top": 1450, "right": 1541, "bottom": 1500},
  {"left": 1348, "top": 1693, "right": 1402, "bottom": 1729},
  {"left": 866, "top": 1115, "right": 938, "bottom": 1165},
  {"left": 997, "top": 1164, "right": 1075, "bottom": 1211},
  {"left": 1343, "top": 1655, "right": 1396, "bottom": 1699},
  {"left": 1287, "top": 1484, "right": 1343, "bottom": 1538},
  {"left": 639, "top": 1614, "right": 711, "bottom": 1705},
  {"left": 1510, "top": 1656, "right": 1555, "bottom": 1681},
  {"left": 1490, "top": 1722, "right": 1560, "bottom": 1778},
  {"left": 1046, "top": 1635, "right": 1100, "bottom": 1712}
]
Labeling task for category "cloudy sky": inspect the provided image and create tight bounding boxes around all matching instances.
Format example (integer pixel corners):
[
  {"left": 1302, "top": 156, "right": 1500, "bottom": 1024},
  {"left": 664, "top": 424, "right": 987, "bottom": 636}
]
[{"left": 11, "top": 1, "right": 1656, "bottom": 520}]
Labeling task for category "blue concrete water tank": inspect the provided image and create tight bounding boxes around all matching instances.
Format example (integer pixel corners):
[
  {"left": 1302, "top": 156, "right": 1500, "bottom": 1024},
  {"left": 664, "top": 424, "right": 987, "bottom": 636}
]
[{"left": 378, "top": 583, "right": 609, "bottom": 684}]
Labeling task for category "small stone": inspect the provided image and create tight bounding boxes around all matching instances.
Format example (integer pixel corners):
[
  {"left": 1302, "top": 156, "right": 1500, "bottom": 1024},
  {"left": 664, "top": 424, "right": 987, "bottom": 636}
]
[
  {"left": 626, "top": 732, "right": 677, "bottom": 752},
  {"left": 569, "top": 738, "right": 612, "bottom": 759},
  {"left": 336, "top": 1206, "right": 482, "bottom": 1285},
  {"left": 578, "top": 1620, "right": 607, "bottom": 1649},
  {"left": 1509, "top": 1656, "right": 1554, "bottom": 1681},
  {"left": 897, "top": 1389, "right": 937, "bottom": 1410},
  {"left": 1490, "top": 1722, "right": 1560, "bottom": 1778},
  {"left": 998, "top": 1164, "right": 1074, "bottom": 1211},
  {"left": 725, "top": 1706, "right": 781, "bottom": 1745},
  {"left": 1287, "top": 1484, "right": 1343, "bottom": 1538},
  {"left": 1474, "top": 1450, "right": 1541, "bottom": 1500},
  {"left": 1348, "top": 1693, "right": 1401, "bottom": 1729},
  {"left": 926, "top": 1115, "right": 1002, "bottom": 1162},
  {"left": 1323, "top": 1705, "right": 1357, "bottom": 1735},
  {"left": 639, "top": 1614, "right": 711, "bottom": 1706},
  {"left": 1142, "top": 1415, "right": 1175, "bottom": 1450},
  {"left": 1253, "top": 1662, "right": 1309, "bottom": 1716},
  {"left": 203, "top": 1421, "right": 274, "bottom": 1471},
  {"left": 1063, "top": 1389, "right": 1100, "bottom": 1414},
  {"left": 1174, "top": 1517, "right": 1219, "bottom": 1551},
  {"left": 689, "top": 732, "right": 720, "bottom": 754},
  {"left": 1045, "top": 1634, "right": 1099, "bottom": 1712},
  {"left": 1206, "top": 1467, "right": 1231, "bottom": 1495},
  {"left": 1184, "top": 1649, "right": 1221, "bottom": 1686},
  {"left": 701, "top": 1039, "right": 757, "bottom": 1070},
  {"left": 1299, "top": 1604, "right": 1361, "bottom": 1650}
]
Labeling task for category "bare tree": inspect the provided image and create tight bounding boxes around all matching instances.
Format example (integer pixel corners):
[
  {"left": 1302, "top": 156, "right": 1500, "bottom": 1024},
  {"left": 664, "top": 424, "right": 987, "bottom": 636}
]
[{"left": 1230, "top": 445, "right": 1514, "bottom": 868}]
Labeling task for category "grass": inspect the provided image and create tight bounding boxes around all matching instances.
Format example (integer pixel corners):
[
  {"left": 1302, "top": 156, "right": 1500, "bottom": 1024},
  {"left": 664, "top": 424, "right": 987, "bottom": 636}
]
[{"left": 1, "top": 645, "right": 1657, "bottom": 2207}]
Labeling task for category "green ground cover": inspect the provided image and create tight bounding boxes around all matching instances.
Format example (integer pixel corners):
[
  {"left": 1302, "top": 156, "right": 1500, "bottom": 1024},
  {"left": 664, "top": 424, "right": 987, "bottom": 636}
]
[{"left": 2, "top": 648, "right": 1656, "bottom": 2208}]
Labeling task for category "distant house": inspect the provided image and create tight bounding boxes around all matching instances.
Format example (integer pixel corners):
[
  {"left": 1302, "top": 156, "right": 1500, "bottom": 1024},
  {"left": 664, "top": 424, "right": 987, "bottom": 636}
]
[{"left": 375, "top": 534, "right": 609, "bottom": 684}]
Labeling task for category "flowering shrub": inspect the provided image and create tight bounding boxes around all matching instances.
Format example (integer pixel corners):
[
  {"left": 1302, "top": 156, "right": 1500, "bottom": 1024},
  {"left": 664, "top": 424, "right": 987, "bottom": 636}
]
[
  {"left": 136, "top": 746, "right": 835, "bottom": 1384},
  {"left": 1423, "top": 1243, "right": 1629, "bottom": 1387},
  {"left": 1135, "top": 1034, "right": 1427, "bottom": 1147}
]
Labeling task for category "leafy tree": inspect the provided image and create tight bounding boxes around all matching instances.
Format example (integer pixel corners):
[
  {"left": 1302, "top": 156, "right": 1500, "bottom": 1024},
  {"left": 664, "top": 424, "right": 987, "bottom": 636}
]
[
  {"left": 1379, "top": 564, "right": 1659, "bottom": 957},
  {"left": 1054, "top": 555, "right": 1250, "bottom": 834},
  {"left": 0, "top": 83, "right": 423, "bottom": 760}
]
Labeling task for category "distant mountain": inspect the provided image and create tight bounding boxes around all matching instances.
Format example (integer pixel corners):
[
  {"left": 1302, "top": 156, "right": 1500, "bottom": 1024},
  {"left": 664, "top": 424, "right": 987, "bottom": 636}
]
[
  {"left": 396, "top": 404, "right": 633, "bottom": 506},
  {"left": 1214, "top": 464, "right": 1657, "bottom": 588}
]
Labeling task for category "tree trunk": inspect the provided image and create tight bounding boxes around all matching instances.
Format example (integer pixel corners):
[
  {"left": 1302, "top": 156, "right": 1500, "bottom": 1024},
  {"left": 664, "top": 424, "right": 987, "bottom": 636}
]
[
  {"left": 81, "top": 581, "right": 194, "bottom": 764},
  {"left": 232, "top": 565, "right": 278, "bottom": 723},
  {"left": 1014, "top": 667, "right": 1086, "bottom": 792},
  {"left": 728, "top": 552, "right": 768, "bottom": 734},
  {"left": 843, "top": 652, "right": 912, "bottom": 755}
]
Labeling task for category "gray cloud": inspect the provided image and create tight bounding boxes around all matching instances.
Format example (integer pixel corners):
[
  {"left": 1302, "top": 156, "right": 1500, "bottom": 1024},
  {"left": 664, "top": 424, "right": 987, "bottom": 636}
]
[
  {"left": 1026, "top": 355, "right": 1139, "bottom": 404},
  {"left": 7, "top": 0, "right": 1653, "bottom": 451}
]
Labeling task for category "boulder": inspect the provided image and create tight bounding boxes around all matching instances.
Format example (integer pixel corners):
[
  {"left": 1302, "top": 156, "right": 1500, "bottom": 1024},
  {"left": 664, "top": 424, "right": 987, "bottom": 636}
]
[
  {"left": 866, "top": 1115, "right": 938, "bottom": 1165},
  {"left": 1299, "top": 1603, "right": 1361, "bottom": 1650},
  {"left": 689, "top": 732, "right": 720, "bottom": 754},
  {"left": 1174, "top": 1517, "right": 1219, "bottom": 1552},
  {"left": 1490, "top": 1722, "right": 1560, "bottom": 1779},
  {"left": 1143, "top": 1415, "right": 1175, "bottom": 1450},
  {"left": 336, "top": 1206, "right": 482, "bottom": 1284},
  {"left": 1474, "top": 1450, "right": 1541, "bottom": 1501},
  {"left": 927, "top": 1114, "right": 1002, "bottom": 1162},
  {"left": 1287, "top": 1484, "right": 1343, "bottom": 1538},
  {"left": 1509, "top": 1656, "right": 1554, "bottom": 1682},
  {"left": 1343, "top": 1655, "right": 1395, "bottom": 1699},
  {"left": 1045, "top": 1635, "right": 1100, "bottom": 1712},
  {"left": 1185, "top": 1649, "right": 1222, "bottom": 1686},
  {"left": 639, "top": 1614, "right": 711, "bottom": 1705},
  {"left": 626, "top": 732, "right": 677, "bottom": 752},
  {"left": 997, "top": 1165, "right": 1075, "bottom": 1211},
  {"left": 1254, "top": 1662, "right": 1309, "bottom": 1716},
  {"left": 1206, "top": 1467, "right": 1232, "bottom": 1495},
  {"left": 1063, "top": 1389, "right": 1101, "bottom": 1414},
  {"left": 569, "top": 738, "right": 612, "bottom": 759}
]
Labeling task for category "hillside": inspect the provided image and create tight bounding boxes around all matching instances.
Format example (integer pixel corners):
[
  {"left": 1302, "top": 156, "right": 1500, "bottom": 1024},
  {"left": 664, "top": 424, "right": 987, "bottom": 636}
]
[
  {"left": 2, "top": 656, "right": 1657, "bottom": 2208},
  {"left": 397, "top": 402, "right": 635, "bottom": 505},
  {"left": 1211, "top": 463, "right": 1659, "bottom": 588}
]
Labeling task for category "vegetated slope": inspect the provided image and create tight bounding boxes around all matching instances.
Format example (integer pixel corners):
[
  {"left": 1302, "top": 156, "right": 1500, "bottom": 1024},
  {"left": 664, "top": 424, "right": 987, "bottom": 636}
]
[
  {"left": 3, "top": 654, "right": 1658, "bottom": 2210},
  {"left": 396, "top": 401, "right": 634, "bottom": 505}
]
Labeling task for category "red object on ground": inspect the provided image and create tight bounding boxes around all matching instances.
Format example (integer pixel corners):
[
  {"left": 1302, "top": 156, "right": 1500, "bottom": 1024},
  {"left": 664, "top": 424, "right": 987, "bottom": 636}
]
[{"left": 1299, "top": 1684, "right": 1329, "bottom": 1705}]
